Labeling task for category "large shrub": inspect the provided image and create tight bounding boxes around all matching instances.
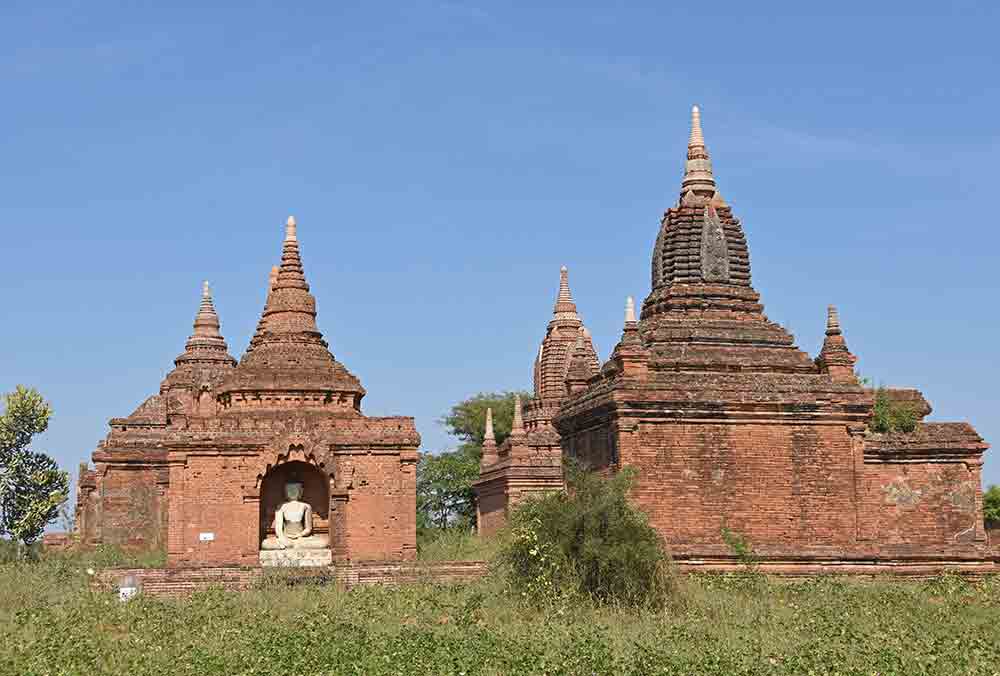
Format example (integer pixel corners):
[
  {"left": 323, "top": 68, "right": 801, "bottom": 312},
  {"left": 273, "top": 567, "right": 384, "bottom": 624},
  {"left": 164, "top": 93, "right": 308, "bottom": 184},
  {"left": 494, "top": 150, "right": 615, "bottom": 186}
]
[{"left": 498, "top": 464, "right": 675, "bottom": 609}]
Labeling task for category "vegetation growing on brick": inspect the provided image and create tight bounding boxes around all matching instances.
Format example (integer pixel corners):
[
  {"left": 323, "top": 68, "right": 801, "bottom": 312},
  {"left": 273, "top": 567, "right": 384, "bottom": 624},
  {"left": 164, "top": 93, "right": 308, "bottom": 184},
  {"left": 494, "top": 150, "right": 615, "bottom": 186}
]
[{"left": 870, "top": 387, "right": 920, "bottom": 434}]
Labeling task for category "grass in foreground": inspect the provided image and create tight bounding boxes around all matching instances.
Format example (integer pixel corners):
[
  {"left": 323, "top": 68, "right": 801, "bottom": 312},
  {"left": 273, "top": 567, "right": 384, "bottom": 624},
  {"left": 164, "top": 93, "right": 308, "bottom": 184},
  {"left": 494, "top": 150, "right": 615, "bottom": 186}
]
[{"left": 1, "top": 553, "right": 999, "bottom": 676}]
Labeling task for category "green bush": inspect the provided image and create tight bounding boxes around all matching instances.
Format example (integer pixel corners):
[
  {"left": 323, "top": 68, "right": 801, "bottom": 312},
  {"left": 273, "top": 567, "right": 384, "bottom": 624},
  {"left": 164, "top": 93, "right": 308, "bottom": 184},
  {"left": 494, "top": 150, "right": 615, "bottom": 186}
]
[
  {"left": 498, "top": 464, "right": 676, "bottom": 609},
  {"left": 870, "top": 388, "right": 918, "bottom": 433},
  {"left": 984, "top": 484, "right": 1000, "bottom": 526}
]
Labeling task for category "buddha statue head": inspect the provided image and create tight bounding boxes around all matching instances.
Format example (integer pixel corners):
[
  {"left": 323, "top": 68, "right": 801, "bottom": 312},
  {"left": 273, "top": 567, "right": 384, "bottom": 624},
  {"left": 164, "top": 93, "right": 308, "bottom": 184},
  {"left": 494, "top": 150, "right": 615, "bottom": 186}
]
[{"left": 284, "top": 480, "right": 305, "bottom": 503}]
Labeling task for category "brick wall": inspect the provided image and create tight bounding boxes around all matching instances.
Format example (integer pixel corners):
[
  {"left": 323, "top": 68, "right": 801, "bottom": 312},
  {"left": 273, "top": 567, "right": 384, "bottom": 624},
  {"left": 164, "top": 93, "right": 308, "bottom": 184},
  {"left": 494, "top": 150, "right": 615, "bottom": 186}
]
[
  {"left": 859, "top": 462, "right": 987, "bottom": 558},
  {"left": 613, "top": 420, "right": 858, "bottom": 559}
]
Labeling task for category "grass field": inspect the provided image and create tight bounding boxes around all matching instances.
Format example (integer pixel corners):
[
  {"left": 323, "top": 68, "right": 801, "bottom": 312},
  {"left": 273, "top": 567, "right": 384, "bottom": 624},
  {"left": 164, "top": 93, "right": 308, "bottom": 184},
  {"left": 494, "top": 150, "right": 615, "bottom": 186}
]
[{"left": 1, "top": 546, "right": 999, "bottom": 676}]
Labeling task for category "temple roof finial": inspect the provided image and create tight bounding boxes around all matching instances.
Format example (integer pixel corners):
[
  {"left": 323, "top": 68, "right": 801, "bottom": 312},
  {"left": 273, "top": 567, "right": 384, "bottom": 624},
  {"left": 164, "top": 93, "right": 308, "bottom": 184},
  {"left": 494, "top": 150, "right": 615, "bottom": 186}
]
[
  {"left": 553, "top": 265, "right": 578, "bottom": 318},
  {"left": 484, "top": 407, "right": 495, "bottom": 443},
  {"left": 269, "top": 265, "right": 279, "bottom": 291},
  {"left": 511, "top": 394, "right": 524, "bottom": 435},
  {"left": 680, "top": 104, "right": 717, "bottom": 199},
  {"left": 689, "top": 105, "right": 705, "bottom": 147},
  {"left": 827, "top": 305, "right": 842, "bottom": 336},
  {"left": 170, "top": 279, "right": 236, "bottom": 370},
  {"left": 285, "top": 215, "right": 297, "bottom": 242},
  {"left": 625, "top": 296, "right": 636, "bottom": 324},
  {"left": 194, "top": 280, "right": 220, "bottom": 337}
]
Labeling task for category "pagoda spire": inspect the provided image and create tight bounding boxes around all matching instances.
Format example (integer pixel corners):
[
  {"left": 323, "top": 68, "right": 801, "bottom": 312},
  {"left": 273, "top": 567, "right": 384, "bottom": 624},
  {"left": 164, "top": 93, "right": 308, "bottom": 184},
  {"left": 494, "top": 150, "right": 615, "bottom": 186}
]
[
  {"left": 241, "top": 215, "right": 331, "bottom": 366},
  {"left": 680, "top": 105, "right": 719, "bottom": 201},
  {"left": 511, "top": 394, "right": 525, "bottom": 436},
  {"left": 480, "top": 407, "right": 498, "bottom": 468},
  {"left": 192, "top": 281, "right": 222, "bottom": 339},
  {"left": 625, "top": 296, "right": 637, "bottom": 325},
  {"left": 817, "top": 304, "right": 858, "bottom": 384},
  {"left": 174, "top": 280, "right": 235, "bottom": 367},
  {"left": 553, "top": 265, "right": 579, "bottom": 320},
  {"left": 826, "top": 305, "right": 842, "bottom": 335}
]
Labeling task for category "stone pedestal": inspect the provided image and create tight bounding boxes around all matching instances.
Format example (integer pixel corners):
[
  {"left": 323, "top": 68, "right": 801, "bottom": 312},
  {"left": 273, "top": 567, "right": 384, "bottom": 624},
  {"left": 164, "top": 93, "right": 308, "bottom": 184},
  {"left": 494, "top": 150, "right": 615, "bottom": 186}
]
[{"left": 259, "top": 549, "right": 332, "bottom": 567}]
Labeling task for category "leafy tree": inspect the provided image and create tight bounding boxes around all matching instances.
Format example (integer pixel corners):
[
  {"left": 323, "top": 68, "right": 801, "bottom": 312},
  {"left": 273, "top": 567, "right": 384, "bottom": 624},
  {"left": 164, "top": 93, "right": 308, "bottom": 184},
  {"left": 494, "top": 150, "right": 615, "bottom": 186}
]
[
  {"left": 984, "top": 485, "right": 1000, "bottom": 527},
  {"left": 0, "top": 386, "right": 69, "bottom": 554},
  {"left": 440, "top": 391, "right": 529, "bottom": 451},
  {"left": 417, "top": 391, "right": 530, "bottom": 537},
  {"left": 416, "top": 447, "right": 480, "bottom": 531}
]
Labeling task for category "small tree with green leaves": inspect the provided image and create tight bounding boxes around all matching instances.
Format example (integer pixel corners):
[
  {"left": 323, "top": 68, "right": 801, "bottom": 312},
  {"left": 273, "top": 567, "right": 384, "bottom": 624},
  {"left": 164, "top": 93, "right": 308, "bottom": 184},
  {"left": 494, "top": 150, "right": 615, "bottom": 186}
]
[
  {"left": 417, "top": 391, "right": 530, "bottom": 538},
  {"left": 984, "top": 485, "right": 1000, "bottom": 527},
  {"left": 0, "top": 386, "right": 69, "bottom": 556}
]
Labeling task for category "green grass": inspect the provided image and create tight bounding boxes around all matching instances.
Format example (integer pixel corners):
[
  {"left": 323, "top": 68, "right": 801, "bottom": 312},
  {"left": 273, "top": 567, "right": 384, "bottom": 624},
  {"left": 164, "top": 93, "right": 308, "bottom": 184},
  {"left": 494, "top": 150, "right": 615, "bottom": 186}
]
[
  {"left": 415, "top": 528, "right": 499, "bottom": 562},
  {"left": 2, "top": 553, "right": 1000, "bottom": 675}
]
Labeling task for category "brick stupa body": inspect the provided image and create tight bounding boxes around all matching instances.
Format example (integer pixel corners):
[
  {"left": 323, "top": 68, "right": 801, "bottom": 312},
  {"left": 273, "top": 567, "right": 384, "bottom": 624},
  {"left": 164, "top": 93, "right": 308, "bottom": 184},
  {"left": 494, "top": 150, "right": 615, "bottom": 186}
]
[
  {"left": 477, "top": 107, "right": 992, "bottom": 568},
  {"left": 76, "top": 218, "right": 419, "bottom": 566}
]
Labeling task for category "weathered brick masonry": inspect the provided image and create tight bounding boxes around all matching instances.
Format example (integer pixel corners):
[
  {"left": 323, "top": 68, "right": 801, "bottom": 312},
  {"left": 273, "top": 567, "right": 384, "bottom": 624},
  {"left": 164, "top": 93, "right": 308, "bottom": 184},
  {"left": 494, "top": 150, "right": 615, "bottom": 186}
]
[
  {"left": 478, "top": 106, "right": 992, "bottom": 569},
  {"left": 76, "top": 218, "right": 419, "bottom": 566}
]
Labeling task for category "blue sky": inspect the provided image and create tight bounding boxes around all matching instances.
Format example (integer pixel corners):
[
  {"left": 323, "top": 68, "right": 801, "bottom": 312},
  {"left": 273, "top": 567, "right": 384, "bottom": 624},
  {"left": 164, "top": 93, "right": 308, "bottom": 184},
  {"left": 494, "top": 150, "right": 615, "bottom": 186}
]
[{"left": 3, "top": 1, "right": 999, "bottom": 488}]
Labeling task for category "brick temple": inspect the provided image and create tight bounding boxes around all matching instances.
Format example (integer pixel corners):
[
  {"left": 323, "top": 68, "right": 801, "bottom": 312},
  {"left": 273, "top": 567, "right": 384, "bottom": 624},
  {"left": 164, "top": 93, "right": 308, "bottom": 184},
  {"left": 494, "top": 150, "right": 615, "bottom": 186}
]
[
  {"left": 75, "top": 218, "right": 420, "bottom": 566},
  {"left": 475, "top": 106, "right": 992, "bottom": 568}
]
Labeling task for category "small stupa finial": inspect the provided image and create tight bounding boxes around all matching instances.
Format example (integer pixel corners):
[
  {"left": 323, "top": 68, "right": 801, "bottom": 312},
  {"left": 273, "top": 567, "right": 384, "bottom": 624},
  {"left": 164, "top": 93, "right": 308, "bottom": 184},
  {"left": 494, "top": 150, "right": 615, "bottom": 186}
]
[
  {"left": 269, "top": 265, "right": 279, "bottom": 290},
  {"left": 285, "top": 215, "right": 297, "bottom": 242},
  {"left": 484, "top": 407, "right": 495, "bottom": 443},
  {"left": 689, "top": 105, "right": 705, "bottom": 148},
  {"left": 558, "top": 266, "right": 571, "bottom": 301},
  {"left": 625, "top": 296, "right": 636, "bottom": 324},
  {"left": 680, "top": 104, "right": 717, "bottom": 199},
  {"left": 511, "top": 394, "right": 524, "bottom": 435},
  {"left": 827, "top": 305, "right": 842, "bottom": 336},
  {"left": 192, "top": 279, "right": 221, "bottom": 338},
  {"left": 553, "top": 265, "right": 578, "bottom": 318}
]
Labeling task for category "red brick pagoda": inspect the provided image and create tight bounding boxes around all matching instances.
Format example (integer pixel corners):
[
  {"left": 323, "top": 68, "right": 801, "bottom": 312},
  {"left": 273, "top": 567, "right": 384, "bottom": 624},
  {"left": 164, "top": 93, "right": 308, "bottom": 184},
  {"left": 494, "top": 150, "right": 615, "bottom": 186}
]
[
  {"left": 76, "top": 217, "right": 419, "bottom": 566},
  {"left": 478, "top": 106, "right": 992, "bottom": 569},
  {"left": 474, "top": 267, "right": 599, "bottom": 534}
]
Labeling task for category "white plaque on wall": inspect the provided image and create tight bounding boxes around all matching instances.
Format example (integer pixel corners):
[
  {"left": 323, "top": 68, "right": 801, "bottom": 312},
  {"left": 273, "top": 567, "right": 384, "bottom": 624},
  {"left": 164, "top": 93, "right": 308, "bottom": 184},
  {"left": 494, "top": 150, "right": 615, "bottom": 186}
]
[{"left": 199, "top": 532, "right": 215, "bottom": 542}]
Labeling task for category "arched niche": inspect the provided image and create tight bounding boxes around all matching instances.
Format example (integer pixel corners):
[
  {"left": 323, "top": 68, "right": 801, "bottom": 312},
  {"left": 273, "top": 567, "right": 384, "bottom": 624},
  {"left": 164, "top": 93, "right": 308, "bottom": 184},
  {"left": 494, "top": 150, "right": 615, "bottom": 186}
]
[{"left": 258, "top": 460, "right": 330, "bottom": 545}]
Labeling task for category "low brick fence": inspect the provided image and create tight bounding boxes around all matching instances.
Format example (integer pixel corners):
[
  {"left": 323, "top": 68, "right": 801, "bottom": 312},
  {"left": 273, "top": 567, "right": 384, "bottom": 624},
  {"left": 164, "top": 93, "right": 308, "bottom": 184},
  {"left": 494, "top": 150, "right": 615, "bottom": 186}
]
[
  {"left": 672, "top": 558, "right": 999, "bottom": 580},
  {"left": 92, "top": 555, "right": 1000, "bottom": 598},
  {"left": 93, "top": 560, "right": 490, "bottom": 598}
]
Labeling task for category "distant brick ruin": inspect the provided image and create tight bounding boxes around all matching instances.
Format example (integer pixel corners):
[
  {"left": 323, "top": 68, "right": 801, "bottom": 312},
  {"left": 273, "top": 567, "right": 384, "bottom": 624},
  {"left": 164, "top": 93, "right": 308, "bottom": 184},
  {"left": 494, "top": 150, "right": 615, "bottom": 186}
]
[
  {"left": 75, "top": 218, "right": 419, "bottom": 566},
  {"left": 475, "top": 106, "right": 993, "bottom": 570}
]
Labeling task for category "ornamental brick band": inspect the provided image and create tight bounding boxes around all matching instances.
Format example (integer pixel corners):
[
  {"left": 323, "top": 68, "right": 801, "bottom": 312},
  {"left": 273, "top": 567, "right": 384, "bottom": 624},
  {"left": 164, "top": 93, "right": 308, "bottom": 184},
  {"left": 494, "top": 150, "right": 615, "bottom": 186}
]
[{"left": 473, "top": 105, "right": 993, "bottom": 570}]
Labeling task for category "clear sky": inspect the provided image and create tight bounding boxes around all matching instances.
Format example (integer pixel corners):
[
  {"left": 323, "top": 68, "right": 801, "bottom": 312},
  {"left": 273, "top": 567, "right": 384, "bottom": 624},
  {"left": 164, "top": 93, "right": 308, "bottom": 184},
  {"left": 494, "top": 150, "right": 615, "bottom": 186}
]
[{"left": 3, "top": 1, "right": 999, "bottom": 489}]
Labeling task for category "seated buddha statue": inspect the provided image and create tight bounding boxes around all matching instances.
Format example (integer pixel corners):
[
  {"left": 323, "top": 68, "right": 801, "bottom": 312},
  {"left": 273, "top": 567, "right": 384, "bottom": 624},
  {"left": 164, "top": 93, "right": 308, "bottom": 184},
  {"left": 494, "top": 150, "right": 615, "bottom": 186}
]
[{"left": 260, "top": 481, "right": 330, "bottom": 551}]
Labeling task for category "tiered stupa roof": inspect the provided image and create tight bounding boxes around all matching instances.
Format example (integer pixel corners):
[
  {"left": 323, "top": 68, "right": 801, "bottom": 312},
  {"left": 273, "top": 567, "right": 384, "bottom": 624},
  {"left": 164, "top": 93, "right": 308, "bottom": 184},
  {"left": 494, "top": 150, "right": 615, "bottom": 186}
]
[
  {"left": 640, "top": 106, "right": 818, "bottom": 374},
  {"left": 217, "top": 217, "right": 365, "bottom": 408},
  {"left": 158, "top": 280, "right": 237, "bottom": 406},
  {"left": 531, "top": 267, "right": 599, "bottom": 408}
]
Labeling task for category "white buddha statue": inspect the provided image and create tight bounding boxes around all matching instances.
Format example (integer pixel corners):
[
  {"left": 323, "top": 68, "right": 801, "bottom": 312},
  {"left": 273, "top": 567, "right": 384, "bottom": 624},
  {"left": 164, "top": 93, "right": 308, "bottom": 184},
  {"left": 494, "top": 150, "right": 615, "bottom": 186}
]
[{"left": 260, "top": 481, "right": 330, "bottom": 551}]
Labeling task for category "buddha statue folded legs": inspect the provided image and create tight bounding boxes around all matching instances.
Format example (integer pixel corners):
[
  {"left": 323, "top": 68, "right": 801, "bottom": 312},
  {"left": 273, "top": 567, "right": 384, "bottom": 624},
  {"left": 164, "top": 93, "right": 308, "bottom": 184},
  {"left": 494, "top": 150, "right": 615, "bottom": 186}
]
[{"left": 260, "top": 481, "right": 331, "bottom": 551}]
